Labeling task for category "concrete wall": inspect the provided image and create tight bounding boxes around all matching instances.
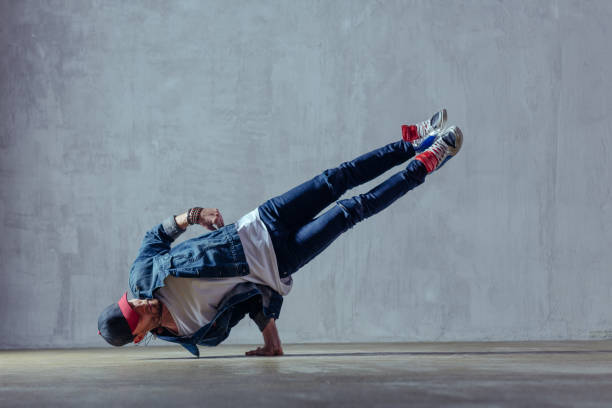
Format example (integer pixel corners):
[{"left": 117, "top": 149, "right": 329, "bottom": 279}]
[{"left": 1, "top": 0, "right": 611, "bottom": 349}]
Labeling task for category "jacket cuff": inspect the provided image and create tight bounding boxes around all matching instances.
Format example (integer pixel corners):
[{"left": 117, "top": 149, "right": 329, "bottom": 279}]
[
  {"left": 251, "top": 310, "right": 272, "bottom": 332},
  {"left": 162, "top": 215, "right": 186, "bottom": 241}
]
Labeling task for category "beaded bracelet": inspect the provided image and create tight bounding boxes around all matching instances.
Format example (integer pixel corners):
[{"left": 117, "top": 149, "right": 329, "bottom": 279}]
[
  {"left": 186, "top": 208, "right": 194, "bottom": 224},
  {"left": 187, "top": 207, "right": 204, "bottom": 225},
  {"left": 187, "top": 207, "right": 200, "bottom": 224},
  {"left": 194, "top": 207, "right": 203, "bottom": 224},
  {"left": 190, "top": 207, "right": 203, "bottom": 224}
]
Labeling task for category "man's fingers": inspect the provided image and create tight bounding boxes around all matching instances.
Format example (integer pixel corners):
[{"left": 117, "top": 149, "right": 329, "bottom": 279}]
[
  {"left": 245, "top": 346, "right": 283, "bottom": 357},
  {"left": 212, "top": 211, "right": 224, "bottom": 228},
  {"left": 245, "top": 347, "right": 263, "bottom": 356}
]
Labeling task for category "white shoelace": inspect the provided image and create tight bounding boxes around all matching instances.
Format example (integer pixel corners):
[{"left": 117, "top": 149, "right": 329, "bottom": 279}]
[
  {"left": 429, "top": 139, "right": 448, "bottom": 163},
  {"left": 416, "top": 120, "right": 432, "bottom": 139}
]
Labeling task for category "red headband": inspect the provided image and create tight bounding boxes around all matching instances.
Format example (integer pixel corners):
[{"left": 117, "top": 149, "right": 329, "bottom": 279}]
[{"left": 118, "top": 292, "right": 140, "bottom": 333}]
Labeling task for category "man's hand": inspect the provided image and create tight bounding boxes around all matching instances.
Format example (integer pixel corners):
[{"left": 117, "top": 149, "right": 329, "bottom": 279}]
[
  {"left": 174, "top": 208, "right": 225, "bottom": 231},
  {"left": 245, "top": 319, "right": 284, "bottom": 357},
  {"left": 198, "top": 208, "right": 225, "bottom": 231}
]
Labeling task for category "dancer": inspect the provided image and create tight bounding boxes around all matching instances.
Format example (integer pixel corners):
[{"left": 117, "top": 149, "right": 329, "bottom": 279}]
[{"left": 98, "top": 109, "right": 463, "bottom": 357}]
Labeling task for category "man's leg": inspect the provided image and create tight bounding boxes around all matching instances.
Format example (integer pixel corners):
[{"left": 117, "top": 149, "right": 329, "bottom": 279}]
[
  {"left": 276, "top": 125, "right": 463, "bottom": 276},
  {"left": 277, "top": 160, "right": 427, "bottom": 275},
  {"left": 259, "top": 140, "right": 416, "bottom": 233}
]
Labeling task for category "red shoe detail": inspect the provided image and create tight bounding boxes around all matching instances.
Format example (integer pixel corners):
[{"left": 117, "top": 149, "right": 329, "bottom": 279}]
[
  {"left": 414, "top": 151, "right": 438, "bottom": 173},
  {"left": 402, "top": 124, "right": 419, "bottom": 142}
]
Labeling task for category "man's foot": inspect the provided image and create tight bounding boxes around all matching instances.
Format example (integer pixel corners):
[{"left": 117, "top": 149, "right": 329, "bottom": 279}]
[
  {"left": 402, "top": 108, "right": 447, "bottom": 152},
  {"left": 413, "top": 126, "right": 463, "bottom": 173}
]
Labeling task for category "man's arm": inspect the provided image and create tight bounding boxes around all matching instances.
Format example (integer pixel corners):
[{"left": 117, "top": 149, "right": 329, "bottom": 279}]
[
  {"left": 129, "top": 208, "right": 224, "bottom": 296},
  {"left": 174, "top": 212, "right": 189, "bottom": 230},
  {"left": 134, "top": 208, "right": 223, "bottom": 261},
  {"left": 174, "top": 208, "right": 224, "bottom": 231},
  {"left": 245, "top": 318, "right": 284, "bottom": 356}
]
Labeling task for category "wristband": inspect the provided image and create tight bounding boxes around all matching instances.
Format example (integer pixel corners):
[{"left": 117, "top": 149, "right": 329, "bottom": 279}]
[{"left": 187, "top": 207, "right": 203, "bottom": 225}]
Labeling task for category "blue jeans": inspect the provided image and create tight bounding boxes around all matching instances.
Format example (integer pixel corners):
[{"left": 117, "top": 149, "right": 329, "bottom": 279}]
[{"left": 258, "top": 140, "right": 427, "bottom": 278}]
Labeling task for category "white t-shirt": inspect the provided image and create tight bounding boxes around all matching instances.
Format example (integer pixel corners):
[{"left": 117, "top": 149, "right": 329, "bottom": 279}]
[
  {"left": 236, "top": 208, "right": 293, "bottom": 296},
  {"left": 155, "top": 208, "right": 292, "bottom": 336}
]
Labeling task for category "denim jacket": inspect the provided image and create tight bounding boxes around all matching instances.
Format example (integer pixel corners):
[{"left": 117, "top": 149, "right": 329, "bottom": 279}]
[{"left": 128, "top": 216, "right": 283, "bottom": 357}]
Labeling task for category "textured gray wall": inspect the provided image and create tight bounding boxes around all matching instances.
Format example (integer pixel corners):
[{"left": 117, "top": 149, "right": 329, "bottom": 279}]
[{"left": 1, "top": 0, "right": 611, "bottom": 349}]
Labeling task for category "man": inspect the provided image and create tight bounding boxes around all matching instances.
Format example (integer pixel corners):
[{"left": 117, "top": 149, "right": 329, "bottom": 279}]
[{"left": 98, "top": 109, "right": 463, "bottom": 357}]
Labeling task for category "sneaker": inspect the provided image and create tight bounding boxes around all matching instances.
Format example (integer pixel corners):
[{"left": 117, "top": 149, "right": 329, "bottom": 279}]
[
  {"left": 402, "top": 108, "right": 447, "bottom": 152},
  {"left": 413, "top": 126, "right": 463, "bottom": 173}
]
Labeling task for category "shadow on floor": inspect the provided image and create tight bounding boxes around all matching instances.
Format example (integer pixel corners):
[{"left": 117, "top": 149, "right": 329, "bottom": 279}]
[{"left": 139, "top": 349, "right": 612, "bottom": 360}]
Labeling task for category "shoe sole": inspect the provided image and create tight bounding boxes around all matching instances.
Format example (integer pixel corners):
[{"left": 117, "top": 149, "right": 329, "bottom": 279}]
[
  {"left": 431, "top": 108, "right": 448, "bottom": 132},
  {"left": 438, "top": 108, "right": 448, "bottom": 131},
  {"left": 436, "top": 125, "right": 463, "bottom": 170},
  {"left": 446, "top": 125, "right": 463, "bottom": 155}
]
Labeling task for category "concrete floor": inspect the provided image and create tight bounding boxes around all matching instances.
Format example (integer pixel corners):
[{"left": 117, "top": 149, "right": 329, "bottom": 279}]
[{"left": 2, "top": 341, "right": 612, "bottom": 407}]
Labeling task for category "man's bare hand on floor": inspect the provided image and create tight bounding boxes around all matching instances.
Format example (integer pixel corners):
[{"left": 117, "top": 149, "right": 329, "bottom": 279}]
[{"left": 245, "top": 319, "right": 284, "bottom": 356}]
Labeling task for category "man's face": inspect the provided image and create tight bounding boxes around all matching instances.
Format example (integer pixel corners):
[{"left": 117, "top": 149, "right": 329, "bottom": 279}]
[{"left": 127, "top": 298, "right": 161, "bottom": 343}]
